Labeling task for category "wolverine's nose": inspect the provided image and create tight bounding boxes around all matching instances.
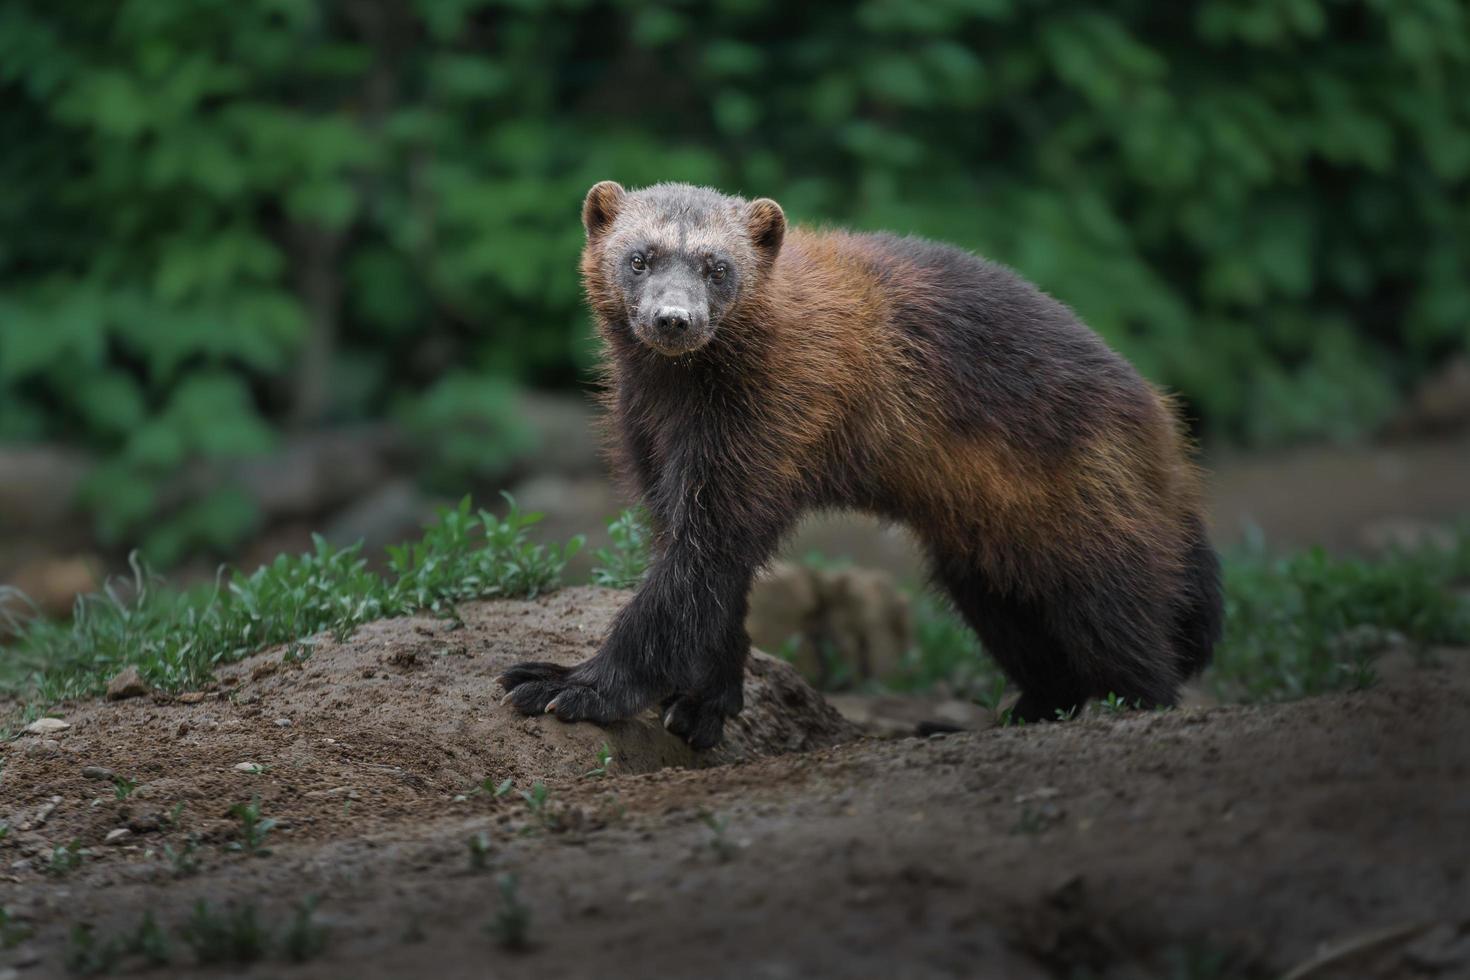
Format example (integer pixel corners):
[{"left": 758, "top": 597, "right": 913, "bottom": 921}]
[{"left": 654, "top": 309, "right": 691, "bottom": 333}]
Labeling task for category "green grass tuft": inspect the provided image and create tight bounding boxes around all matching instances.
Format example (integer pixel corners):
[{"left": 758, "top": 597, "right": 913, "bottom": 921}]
[
  {"left": 488, "top": 873, "right": 531, "bottom": 951},
  {"left": 467, "top": 831, "right": 492, "bottom": 871},
  {"left": 128, "top": 910, "right": 171, "bottom": 966},
  {"left": 1210, "top": 531, "right": 1470, "bottom": 702},
  {"left": 227, "top": 797, "right": 276, "bottom": 856},
  {"left": 0, "top": 495, "right": 580, "bottom": 713},
  {"left": 280, "top": 897, "right": 329, "bottom": 963},
  {"left": 583, "top": 742, "right": 614, "bottom": 779},
  {"left": 179, "top": 901, "right": 269, "bottom": 966},
  {"left": 0, "top": 907, "right": 34, "bottom": 949},
  {"left": 46, "top": 841, "right": 87, "bottom": 877},
  {"left": 3, "top": 492, "right": 1465, "bottom": 720},
  {"left": 64, "top": 923, "right": 122, "bottom": 976},
  {"left": 590, "top": 508, "right": 651, "bottom": 589}
]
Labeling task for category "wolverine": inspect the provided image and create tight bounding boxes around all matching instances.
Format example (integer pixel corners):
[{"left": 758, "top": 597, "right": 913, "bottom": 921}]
[{"left": 500, "top": 181, "right": 1223, "bottom": 749}]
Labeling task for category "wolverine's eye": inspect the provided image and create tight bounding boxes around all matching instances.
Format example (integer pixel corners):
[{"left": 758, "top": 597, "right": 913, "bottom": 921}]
[
  {"left": 709, "top": 263, "right": 727, "bottom": 282},
  {"left": 630, "top": 254, "right": 646, "bottom": 273}
]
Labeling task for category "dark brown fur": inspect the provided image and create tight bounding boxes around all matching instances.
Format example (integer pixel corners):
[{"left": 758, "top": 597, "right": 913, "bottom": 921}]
[{"left": 500, "top": 182, "right": 1223, "bottom": 746}]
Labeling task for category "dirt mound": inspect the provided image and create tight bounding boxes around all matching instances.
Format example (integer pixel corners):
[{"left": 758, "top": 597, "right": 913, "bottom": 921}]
[
  {"left": 0, "top": 587, "right": 854, "bottom": 862},
  {"left": 2, "top": 590, "right": 1467, "bottom": 979}
]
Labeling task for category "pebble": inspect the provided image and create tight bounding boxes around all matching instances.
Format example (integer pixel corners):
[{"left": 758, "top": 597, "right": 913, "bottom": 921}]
[
  {"left": 1013, "top": 786, "right": 1061, "bottom": 804},
  {"left": 81, "top": 766, "right": 116, "bottom": 781},
  {"left": 274, "top": 718, "right": 292, "bottom": 727},
  {"left": 105, "top": 828, "right": 132, "bottom": 844},
  {"left": 234, "top": 762, "right": 263, "bottom": 772},
  {"left": 30, "top": 798, "right": 61, "bottom": 828},
  {"left": 23, "top": 717, "right": 69, "bottom": 735},
  {"left": 105, "top": 666, "right": 149, "bottom": 701},
  {"left": 23, "top": 739, "right": 60, "bottom": 759},
  {"left": 127, "top": 811, "right": 163, "bottom": 833}
]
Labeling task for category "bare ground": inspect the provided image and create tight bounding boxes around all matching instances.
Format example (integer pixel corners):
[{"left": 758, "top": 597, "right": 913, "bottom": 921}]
[{"left": 2, "top": 587, "right": 1468, "bottom": 979}]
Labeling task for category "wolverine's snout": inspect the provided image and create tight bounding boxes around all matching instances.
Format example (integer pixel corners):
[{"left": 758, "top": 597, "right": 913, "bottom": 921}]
[
  {"left": 652, "top": 306, "right": 709, "bottom": 338},
  {"left": 637, "top": 304, "right": 712, "bottom": 354},
  {"left": 654, "top": 308, "right": 692, "bottom": 333},
  {"left": 635, "top": 268, "right": 713, "bottom": 354}
]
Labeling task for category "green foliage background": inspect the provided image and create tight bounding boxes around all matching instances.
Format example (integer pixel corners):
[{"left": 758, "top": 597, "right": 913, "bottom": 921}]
[{"left": 2, "top": 0, "right": 1468, "bottom": 558}]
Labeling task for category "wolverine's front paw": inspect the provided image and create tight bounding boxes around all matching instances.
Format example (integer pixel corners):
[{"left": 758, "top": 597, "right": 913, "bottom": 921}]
[
  {"left": 497, "top": 662, "right": 623, "bottom": 724},
  {"left": 661, "top": 685, "right": 743, "bottom": 751}
]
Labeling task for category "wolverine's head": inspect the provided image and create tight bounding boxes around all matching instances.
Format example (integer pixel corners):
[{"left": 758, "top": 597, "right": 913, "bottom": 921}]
[{"left": 581, "top": 181, "right": 786, "bottom": 356}]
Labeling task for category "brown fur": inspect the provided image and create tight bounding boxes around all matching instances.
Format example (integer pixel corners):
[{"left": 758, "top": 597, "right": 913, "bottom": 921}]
[
  {"left": 590, "top": 223, "right": 1201, "bottom": 579},
  {"left": 500, "top": 182, "right": 1223, "bottom": 745}
]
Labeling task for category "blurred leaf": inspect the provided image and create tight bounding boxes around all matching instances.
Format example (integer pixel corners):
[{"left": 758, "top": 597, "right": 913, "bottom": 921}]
[
  {"left": 399, "top": 372, "right": 536, "bottom": 492},
  {"left": 0, "top": 0, "right": 1467, "bottom": 574}
]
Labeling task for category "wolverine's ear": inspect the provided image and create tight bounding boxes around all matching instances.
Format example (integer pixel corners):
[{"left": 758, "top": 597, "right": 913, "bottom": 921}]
[
  {"left": 744, "top": 197, "right": 786, "bottom": 260},
  {"left": 582, "top": 181, "right": 626, "bottom": 237}
]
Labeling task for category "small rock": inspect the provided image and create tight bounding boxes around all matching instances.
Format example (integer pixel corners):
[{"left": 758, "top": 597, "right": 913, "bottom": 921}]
[
  {"left": 746, "top": 561, "right": 911, "bottom": 687},
  {"left": 81, "top": 766, "right": 116, "bottom": 781},
  {"left": 105, "top": 828, "right": 132, "bottom": 844},
  {"left": 127, "top": 811, "right": 163, "bottom": 833},
  {"left": 23, "top": 717, "right": 70, "bottom": 735},
  {"left": 274, "top": 718, "right": 292, "bottom": 728},
  {"left": 23, "top": 739, "right": 61, "bottom": 759},
  {"left": 105, "top": 666, "right": 149, "bottom": 701},
  {"left": 234, "top": 762, "right": 263, "bottom": 773}
]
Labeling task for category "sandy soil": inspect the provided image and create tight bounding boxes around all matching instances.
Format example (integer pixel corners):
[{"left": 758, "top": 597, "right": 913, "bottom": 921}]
[{"left": 2, "top": 588, "right": 1468, "bottom": 979}]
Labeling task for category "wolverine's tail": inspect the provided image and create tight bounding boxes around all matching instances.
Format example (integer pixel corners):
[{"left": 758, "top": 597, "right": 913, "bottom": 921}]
[{"left": 1174, "top": 515, "right": 1223, "bottom": 677}]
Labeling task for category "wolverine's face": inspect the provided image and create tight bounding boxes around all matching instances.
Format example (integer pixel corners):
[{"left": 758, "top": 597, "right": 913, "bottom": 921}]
[{"left": 582, "top": 181, "right": 785, "bottom": 356}]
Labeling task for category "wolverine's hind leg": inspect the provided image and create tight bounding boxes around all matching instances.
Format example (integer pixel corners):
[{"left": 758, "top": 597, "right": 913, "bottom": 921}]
[
  {"left": 928, "top": 547, "right": 1181, "bottom": 722},
  {"left": 929, "top": 553, "right": 1087, "bottom": 721}
]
